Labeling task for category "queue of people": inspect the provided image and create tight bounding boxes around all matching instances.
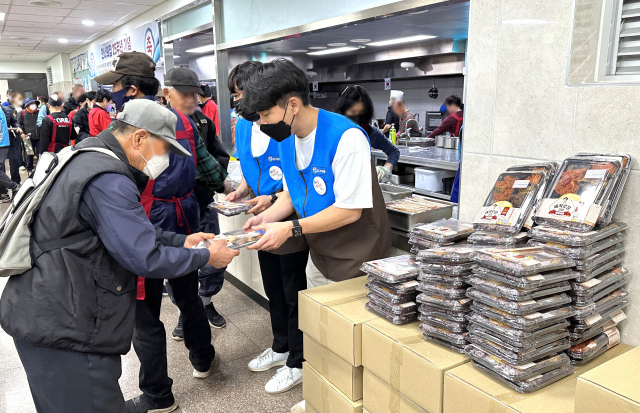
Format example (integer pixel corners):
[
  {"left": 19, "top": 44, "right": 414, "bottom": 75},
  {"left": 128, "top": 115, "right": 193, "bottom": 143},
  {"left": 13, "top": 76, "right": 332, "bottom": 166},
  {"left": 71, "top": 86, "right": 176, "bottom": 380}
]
[{"left": 0, "top": 51, "right": 463, "bottom": 413}]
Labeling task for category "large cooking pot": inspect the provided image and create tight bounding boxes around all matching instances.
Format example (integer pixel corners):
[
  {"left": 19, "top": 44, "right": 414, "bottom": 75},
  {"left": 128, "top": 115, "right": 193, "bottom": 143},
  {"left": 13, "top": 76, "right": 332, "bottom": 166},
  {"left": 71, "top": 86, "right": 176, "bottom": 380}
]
[
  {"left": 435, "top": 135, "right": 447, "bottom": 147},
  {"left": 444, "top": 136, "right": 460, "bottom": 149}
]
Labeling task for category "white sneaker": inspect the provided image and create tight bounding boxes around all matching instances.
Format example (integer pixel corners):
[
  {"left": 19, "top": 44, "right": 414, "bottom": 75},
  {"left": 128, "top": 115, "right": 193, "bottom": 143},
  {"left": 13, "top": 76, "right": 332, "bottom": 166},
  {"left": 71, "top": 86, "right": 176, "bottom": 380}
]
[
  {"left": 193, "top": 361, "right": 214, "bottom": 379},
  {"left": 248, "top": 348, "right": 288, "bottom": 372},
  {"left": 265, "top": 366, "right": 303, "bottom": 394}
]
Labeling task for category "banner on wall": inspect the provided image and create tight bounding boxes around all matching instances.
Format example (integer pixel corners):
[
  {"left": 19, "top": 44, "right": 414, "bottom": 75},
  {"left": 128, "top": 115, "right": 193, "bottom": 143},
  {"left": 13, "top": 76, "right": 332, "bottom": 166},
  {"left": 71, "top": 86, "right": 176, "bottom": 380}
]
[{"left": 72, "top": 20, "right": 162, "bottom": 79}]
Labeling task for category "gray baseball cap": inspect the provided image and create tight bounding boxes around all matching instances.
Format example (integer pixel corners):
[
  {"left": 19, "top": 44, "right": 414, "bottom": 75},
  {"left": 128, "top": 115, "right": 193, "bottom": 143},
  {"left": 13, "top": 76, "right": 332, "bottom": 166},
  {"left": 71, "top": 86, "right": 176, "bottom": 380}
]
[{"left": 116, "top": 99, "right": 191, "bottom": 157}]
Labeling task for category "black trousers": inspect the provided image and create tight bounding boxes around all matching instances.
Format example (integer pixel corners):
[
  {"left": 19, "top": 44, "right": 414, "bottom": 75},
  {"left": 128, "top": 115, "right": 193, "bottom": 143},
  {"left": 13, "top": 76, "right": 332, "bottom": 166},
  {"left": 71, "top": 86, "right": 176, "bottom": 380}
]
[
  {"left": 14, "top": 339, "right": 125, "bottom": 413},
  {"left": 132, "top": 272, "right": 216, "bottom": 406},
  {"left": 257, "top": 249, "right": 309, "bottom": 369},
  {"left": 8, "top": 133, "right": 23, "bottom": 184}
]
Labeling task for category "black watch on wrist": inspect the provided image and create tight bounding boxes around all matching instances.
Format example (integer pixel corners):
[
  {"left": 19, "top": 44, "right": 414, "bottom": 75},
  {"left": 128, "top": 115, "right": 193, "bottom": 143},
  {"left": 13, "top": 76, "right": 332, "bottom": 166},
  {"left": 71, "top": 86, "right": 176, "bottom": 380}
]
[
  {"left": 292, "top": 219, "right": 303, "bottom": 237},
  {"left": 270, "top": 193, "right": 278, "bottom": 204}
]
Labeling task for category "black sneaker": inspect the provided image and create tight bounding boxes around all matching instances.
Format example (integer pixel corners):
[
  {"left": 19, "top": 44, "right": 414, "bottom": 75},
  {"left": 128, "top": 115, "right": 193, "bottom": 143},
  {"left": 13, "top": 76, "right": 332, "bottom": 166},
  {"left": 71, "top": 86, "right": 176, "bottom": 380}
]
[
  {"left": 125, "top": 394, "right": 178, "bottom": 413},
  {"left": 171, "top": 314, "right": 184, "bottom": 341},
  {"left": 204, "top": 303, "right": 226, "bottom": 328},
  {"left": 0, "top": 194, "right": 10, "bottom": 203}
]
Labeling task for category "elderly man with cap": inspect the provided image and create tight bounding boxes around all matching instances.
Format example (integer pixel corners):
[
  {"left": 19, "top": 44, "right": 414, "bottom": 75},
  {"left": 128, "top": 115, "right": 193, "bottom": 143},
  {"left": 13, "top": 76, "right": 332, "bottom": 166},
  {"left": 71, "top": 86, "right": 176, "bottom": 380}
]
[
  {"left": 0, "top": 99, "right": 239, "bottom": 413},
  {"left": 198, "top": 84, "right": 219, "bottom": 136},
  {"left": 124, "top": 66, "right": 228, "bottom": 413}
]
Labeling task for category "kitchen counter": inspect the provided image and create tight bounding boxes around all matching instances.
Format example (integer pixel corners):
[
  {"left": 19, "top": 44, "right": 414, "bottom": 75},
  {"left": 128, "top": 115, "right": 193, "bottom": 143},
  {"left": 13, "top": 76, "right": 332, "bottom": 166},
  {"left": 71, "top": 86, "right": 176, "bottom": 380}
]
[{"left": 372, "top": 146, "right": 460, "bottom": 171}]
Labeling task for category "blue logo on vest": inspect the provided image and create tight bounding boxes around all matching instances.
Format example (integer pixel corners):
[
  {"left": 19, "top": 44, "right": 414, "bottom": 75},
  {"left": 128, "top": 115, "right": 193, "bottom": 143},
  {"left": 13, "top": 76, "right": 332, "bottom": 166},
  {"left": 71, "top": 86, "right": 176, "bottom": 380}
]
[
  {"left": 268, "top": 156, "right": 280, "bottom": 163},
  {"left": 312, "top": 166, "right": 327, "bottom": 176}
]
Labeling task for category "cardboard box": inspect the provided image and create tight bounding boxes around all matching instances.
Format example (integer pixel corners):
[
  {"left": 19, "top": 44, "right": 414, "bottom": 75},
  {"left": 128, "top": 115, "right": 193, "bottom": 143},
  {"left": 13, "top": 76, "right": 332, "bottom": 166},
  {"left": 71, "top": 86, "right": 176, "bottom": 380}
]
[
  {"left": 304, "top": 333, "right": 364, "bottom": 401},
  {"left": 363, "top": 369, "right": 428, "bottom": 413},
  {"left": 299, "top": 276, "right": 378, "bottom": 366},
  {"left": 575, "top": 345, "right": 640, "bottom": 413},
  {"left": 303, "top": 362, "right": 363, "bottom": 413},
  {"left": 443, "top": 344, "right": 633, "bottom": 413},
  {"left": 362, "top": 319, "right": 469, "bottom": 413}
]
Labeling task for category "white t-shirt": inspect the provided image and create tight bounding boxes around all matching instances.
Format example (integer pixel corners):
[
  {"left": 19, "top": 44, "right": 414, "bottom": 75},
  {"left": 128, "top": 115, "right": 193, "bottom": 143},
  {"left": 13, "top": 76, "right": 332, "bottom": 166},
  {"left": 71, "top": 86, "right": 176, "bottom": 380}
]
[
  {"left": 283, "top": 127, "right": 373, "bottom": 209},
  {"left": 250, "top": 122, "right": 271, "bottom": 157}
]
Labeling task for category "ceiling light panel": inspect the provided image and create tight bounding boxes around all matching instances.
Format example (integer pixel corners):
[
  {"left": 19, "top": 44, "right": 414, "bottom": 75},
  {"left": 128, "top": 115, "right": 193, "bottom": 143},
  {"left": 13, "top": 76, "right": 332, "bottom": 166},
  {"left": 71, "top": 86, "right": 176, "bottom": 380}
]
[
  {"left": 308, "top": 46, "right": 357, "bottom": 56},
  {"left": 327, "top": 42, "right": 346, "bottom": 46},
  {"left": 367, "top": 34, "right": 437, "bottom": 46},
  {"left": 186, "top": 44, "right": 216, "bottom": 53},
  {"left": 308, "top": 46, "right": 327, "bottom": 50}
]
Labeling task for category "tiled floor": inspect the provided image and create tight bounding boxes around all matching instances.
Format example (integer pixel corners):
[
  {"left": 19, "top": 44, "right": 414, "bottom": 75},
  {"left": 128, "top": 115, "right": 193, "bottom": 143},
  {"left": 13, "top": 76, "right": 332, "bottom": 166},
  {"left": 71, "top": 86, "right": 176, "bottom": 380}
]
[
  {"left": 0, "top": 161, "right": 303, "bottom": 413},
  {"left": 0, "top": 278, "right": 303, "bottom": 413}
]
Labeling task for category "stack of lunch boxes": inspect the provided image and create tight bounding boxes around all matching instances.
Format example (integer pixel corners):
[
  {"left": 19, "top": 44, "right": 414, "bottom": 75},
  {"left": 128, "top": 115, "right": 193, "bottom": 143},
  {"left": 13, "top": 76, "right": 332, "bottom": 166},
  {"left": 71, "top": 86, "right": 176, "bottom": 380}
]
[{"left": 408, "top": 219, "right": 474, "bottom": 253}]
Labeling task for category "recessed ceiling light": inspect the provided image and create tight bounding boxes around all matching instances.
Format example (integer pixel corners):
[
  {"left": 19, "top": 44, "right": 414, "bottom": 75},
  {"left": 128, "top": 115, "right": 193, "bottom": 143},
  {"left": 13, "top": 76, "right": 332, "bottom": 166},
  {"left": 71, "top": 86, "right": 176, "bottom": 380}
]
[
  {"left": 173, "top": 55, "right": 180, "bottom": 59},
  {"left": 82, "top": 20, "right": 95, "bottom": 26},
  {"left": 350, "top": 39, "right": 371, "bottom": 43},
  {"left": 290, "top": 49, "right": 308, "bottom": 53},
  {"left": 308, "top": 46, "right": 327, "bottom": 50},
  {"left": 367, "top": 35, "right": 436, "bottom": 47},
  {"left": 58, "top": 38, "right": 68, "bottom": 43},
  {"left": 185, "top": 44, "right": 215, "bottom": 53},
  {"left": 29, "top": 0, "right": 62, "bottom": 6},
  {"left": 308, "top": 46, "right": 357, "bottom": 56},
  {"left": 327, "top": 42, "right": 347, "bottom": 47},
  {"left": 11, "top": 36, "right": 29, "bottom": 40}
]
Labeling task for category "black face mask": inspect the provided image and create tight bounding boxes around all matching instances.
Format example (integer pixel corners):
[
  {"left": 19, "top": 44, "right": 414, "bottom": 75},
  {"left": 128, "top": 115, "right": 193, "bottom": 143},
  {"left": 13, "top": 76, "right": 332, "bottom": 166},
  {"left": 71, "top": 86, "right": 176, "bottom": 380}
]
[
  {"left": 346, "top": 113, "right": 367, "bottom": 127},
  {"left": 234, "top": 98, "right": 260, "bottom": 122},
  {"left": 260, "top": 104, "right": 294, "bottom": 142}
]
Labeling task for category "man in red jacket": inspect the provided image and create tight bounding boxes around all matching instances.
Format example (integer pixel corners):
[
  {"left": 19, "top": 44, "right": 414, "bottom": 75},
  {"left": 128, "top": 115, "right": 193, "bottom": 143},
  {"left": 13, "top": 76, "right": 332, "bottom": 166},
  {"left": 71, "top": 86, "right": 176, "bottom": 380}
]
[
  {"left": 89, "top": 89, "right": 113, "bottom": 136},
  {"left": 198, "top": 85, "right": 219, "bottom": 137}
]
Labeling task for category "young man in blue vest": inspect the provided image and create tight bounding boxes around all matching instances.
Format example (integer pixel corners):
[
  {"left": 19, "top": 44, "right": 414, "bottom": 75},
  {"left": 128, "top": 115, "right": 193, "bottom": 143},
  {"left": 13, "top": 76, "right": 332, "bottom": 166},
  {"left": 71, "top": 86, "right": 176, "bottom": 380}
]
[{"left": 242, "top": 58, "right": 391, "bottom": 285}]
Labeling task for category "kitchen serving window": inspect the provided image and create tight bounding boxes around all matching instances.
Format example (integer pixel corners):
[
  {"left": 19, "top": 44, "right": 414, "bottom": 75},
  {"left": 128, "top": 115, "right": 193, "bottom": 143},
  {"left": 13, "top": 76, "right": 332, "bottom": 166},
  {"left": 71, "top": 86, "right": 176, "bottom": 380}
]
[{"left": 596, "top": 0, "right": 640, "bottom": 82}]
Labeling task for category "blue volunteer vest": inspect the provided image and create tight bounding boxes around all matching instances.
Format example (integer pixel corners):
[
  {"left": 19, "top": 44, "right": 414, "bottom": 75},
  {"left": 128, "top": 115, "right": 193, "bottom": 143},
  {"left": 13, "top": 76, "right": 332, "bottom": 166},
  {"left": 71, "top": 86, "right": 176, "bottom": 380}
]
[
  {"left": 279, "top": 109, "right": 370, "bottom": 217},
  {"left": 236, "top": 118, "right": 284, "bottom": 196}
]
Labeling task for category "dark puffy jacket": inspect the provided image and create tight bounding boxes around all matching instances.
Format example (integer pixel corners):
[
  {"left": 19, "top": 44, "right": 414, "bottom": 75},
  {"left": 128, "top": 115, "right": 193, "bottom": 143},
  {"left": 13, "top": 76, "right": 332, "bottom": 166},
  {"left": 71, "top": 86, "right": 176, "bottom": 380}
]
[
  {"left": 1, "top": 105, "right": 19, "bottom": 129},
  {"left": 63, "top": 95, "right": 79, "bottom": 115},
  {"left": 73, "top": 105, "right": 91, "bottom": 142}
]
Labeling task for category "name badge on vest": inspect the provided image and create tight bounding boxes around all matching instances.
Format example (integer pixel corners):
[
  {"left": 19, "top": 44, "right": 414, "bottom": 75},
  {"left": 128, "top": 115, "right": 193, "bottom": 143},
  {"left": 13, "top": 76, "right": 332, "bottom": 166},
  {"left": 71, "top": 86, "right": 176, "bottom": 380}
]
[
  {"left": 311, "top": 166, "right": 327, "bottom": 195},
  {"left": 200, "top": 119, "right": 207, "bottom": 124},
  {"left": 269, "top": 166, "right": 283, "bottom": 181}
]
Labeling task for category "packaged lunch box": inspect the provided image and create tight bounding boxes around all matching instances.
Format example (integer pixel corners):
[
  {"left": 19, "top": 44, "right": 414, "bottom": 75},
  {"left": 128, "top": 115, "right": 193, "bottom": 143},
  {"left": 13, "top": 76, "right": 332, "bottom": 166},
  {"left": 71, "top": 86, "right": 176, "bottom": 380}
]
[
  {"left": 470, "top": 246, "right": 575, "bottom": 276},
  {"left": 468, "top": 231, "right": 529, "bottom": 246},
  {"left": 419, "top": 323, "right": 468, "bottom": 347},
  {"left": 474, "top": 171, "right": 547, "bottom": 235},
  {"left": 418, "top": 313, "right": 468, "bottom": 333},
  {"left": 572, "top": 288, "right": 628, "bottom": 320},
  {"left": 365, "top": 301, "right": 418, "bottom": 325},
  {"left": 418, "top": 272, "right": 469, "bottom": 287},
  {"left": 534, "top": 158, "right": 622, "bottom": 232},
  {"left": 365, "top": 281, "right": 417, "bottom": 304},
  {"left": 418, "top": 304, "right": 470, "bottom": 322},
  {"left": 411, "top": 219, "right": 475, "bottom": 243},
  {"left": 568, "top": 327, "right": 620, "bottom": 365},
  {"left": 466, "top": 312, "right": 570, "bottom": 341},
  {"left": 468, "top": 323, "right": 570, "bottom": 350},
  {"left": 571, "top": 266, "right": 629, "bottom": 297},
  {"left": 467, "top": 276, "right": 571, "bottom": 302},
  {"left": 541, "top": 233, "right": 624, "bottom": 259},
  {"left": 468, "top": 334, "right": 570, "bottom": 365},
  {"left": 366, "top": 292, "right": 417, "bottom": 314},
  {"left": 208, "top": 200, "right": 253, "bottom": 216},
  {"left": 467, "top": 288, "right": 572, "bottom": 316},
  {"left": 418, "top": 245, "right": 490, "bottom": 264},
  {"left": 367, "top": 277, "right": 419, "bottom": 295},
  {"left": 416, "top": 293, "right": 472, "bottom": 312},
  {"left": 506, "top": 162, "right": 559, "bottom": 230},
  {"left": 573, "top": 244, "right": 625, "bottom": 272},
  {"left": 360, "top": 255, "right": 420, "bottom": 283},
  {"left": 420, "top": 261, "right": 475, "bottom": 276},
  {"left": 571, "top": 278, "right": 628, "bottom": 306},
  {"left": 408, "top": 236, "right": 454, "bottom": 251},
  {"left": 470, "top": 302, "right": 575, "bottom": 332},
  {"left": 573, "top": 255, "right": 623, "bottom": 282},
  {"left": 195, "top": 228, "right": 266, "bottom": 250},
  {"left": 471, "top": 265, "right": 577, "bottom": 290},
  {"left": 472, "top": 361, "right": 574, "bottom": 393},
  {"left": 417, "top": 282, "right": 468, "bottom": 299},
  {"left": 529, "top": 222, "right": 627, "bottom": 247},
  {"left": 568, "top": 303, "right": 628, "bottom": 334}
]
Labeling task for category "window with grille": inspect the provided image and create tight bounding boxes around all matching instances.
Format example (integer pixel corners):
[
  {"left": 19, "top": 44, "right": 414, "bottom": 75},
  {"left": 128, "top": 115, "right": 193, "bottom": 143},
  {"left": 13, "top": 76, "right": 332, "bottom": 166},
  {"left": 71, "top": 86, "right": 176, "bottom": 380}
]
[
  {"left": 596, "top": 0, "right": 640, "bottom": 82},
  {"left": 46, "top": 66, "right": 53, "bottom": 87}
]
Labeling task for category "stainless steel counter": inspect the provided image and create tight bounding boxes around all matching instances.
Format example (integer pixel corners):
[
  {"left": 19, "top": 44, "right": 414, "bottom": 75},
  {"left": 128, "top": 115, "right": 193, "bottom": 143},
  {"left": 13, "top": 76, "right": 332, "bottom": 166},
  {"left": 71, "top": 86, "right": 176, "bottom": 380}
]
[{"left": 372, "top": 146, "right": 460, "bottom": 171}]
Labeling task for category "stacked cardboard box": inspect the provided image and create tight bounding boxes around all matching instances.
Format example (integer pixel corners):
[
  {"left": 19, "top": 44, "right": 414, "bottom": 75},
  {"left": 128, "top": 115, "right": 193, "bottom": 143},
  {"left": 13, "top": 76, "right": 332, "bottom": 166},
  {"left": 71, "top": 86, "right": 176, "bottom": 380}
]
[
  {"left": 443, "top": 343, "right": 633, "bottom": 413},
  {"left": 361, "top": 319, "right": 469, "bottom": 413},
  {"left": 299, "top": 276, "right": 378, "bottom": 413}
]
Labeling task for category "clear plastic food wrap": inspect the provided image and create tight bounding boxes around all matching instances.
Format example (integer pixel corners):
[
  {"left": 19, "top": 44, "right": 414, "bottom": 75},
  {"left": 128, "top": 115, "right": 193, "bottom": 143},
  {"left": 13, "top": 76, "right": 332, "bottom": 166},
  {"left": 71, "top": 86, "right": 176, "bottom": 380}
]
[
  {"left": 386, "top": 196, "right": 450, "bottom": 214},
  {"left": 417, "top": 282, "right": 468, "bottom": 299},
  {"left": 467, "top": 276, "right": 571, "bottom": 302},
  {"left": 474, "top": 171, "right": 547, "bottom": 235},
  {"left": 408, "top": 236, "right": 454, "bottom": 250},
  {"left": 366, "top": 292, "right": 417, "bottom": 314},
  {"left": 205, "top": 228, "right": 265, "bottom": 249},
  {"left": 365, "top": 282, "right": 417, "bottom": 304},
  {"left": 416, "top": 293, "right": 472, "bottom": 311},
  {"left": 573, "top": 255, "right": 623, "bottom": 282},
  {"left": 367, "top": 277, "right": 419, "bottom": 295},
  {"left": 471, "top": 265, "right": 577, "bottom": 290},
  {"left": 529, "top": 222, "right": 628, "bottom": 247},
  {"left": 572, "top": 279, "right": 628, "bottom": 306},
  {"left": 573, "top": 244, "right": 625, "bottom": 271},
  {"left": 571, "top": 266, "right": 629, "bottom": 297},
  {"left": 569, "top": 304, "right": 627, "bottom": 334},
  {"left": 418, "top": 272, "right": 469, "bottom": 287},
  {"left": 419, "top": 262, "right": 475, "bottom": 276},
  {"left": 468, "top": 334, "right": 570, "bottom": 365},
  {"left": 573, "top": 289, "right": 628, "bottom": 320},
  {"left": 567, "top": 327, "right": 620, "bottom": 364},
  {"left": 534, "top": 158, "right": 622, "bottom": 232},
  {"left": 365, "top": 301, "right": 418, "bottom": 325},
  {"left": 418, "top": 304, "right": 470, "bottom": 322},
  {"left": 411, "top": 219, "right": 475, "bottom": 243},
  {"left": 468, "top": 323, "right": 569, "bottom": 350},
  {"left": 468, "top": 231, "right": 530, "bottom": 246},
  {"left": 467, "top": 288, "right": 572, "bottom": 315},
  {"left": 208, "top": 200, "right": 252, "bottom": 216},
  {"left": 574, "top": 153, "right": 633, "bottom": 226},
  {"left": 470, "top": 247, "right": 575, "bottom": 276},
  {"left": 472, "top": 361, "right": 574, "bottom": 394},
  {"left": 466, "top": 312, "right": 569, "bottom": 341},
  {"left": 506, "top": 162, "right": 559, "bottom": 230},
  {"left": 422, "top": 334, "right": 466, "bottom": 353},
  {"left": 359, "top": 255, "right": 419, "bottom": 283},
  {"left": 418, "top": 313, "right": 468, "bottom": 333},
  {"left": 470, "top": 302, "right": 575, "bottom": 332},
  {"left": 541, "top": 233, "right": 624, "bottom": 259},
  {"left": 465, "top": 344, "right": 571, "bottom": 381},
  {"left": 418, "top": 245, "right": 490, "bottom": 264},
  {"left": 419, "top": 323, "right": 468, "bottom": 346}
]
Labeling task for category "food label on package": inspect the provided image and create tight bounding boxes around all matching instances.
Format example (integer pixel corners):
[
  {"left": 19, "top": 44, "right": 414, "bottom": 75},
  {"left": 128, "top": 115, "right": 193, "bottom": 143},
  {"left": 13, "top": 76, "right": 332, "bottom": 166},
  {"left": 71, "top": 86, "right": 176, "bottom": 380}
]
[
  {"left": 416, "top": 225, "right": 458, "bottom": 236},
  {"left": 585, "top": 169, "right": 608, "bottom": 180},
  {"left": 610, "top": 310, "right": 627, "bottom": 324},
  {"left": 512, "top": 180, "right": 531, "bottom": 189},
  {"left": 401, "top": 281, "right": 420, "bottom": 288},
  {"left": 399, "top": 302, "right": 416, "bottom": 309},
  {"left": 474, "top": 205, "right": 521, "bottom": 227},
  {"left": 579, "top": 278, "right": 602, "bottom": 288},
  {"left": 485, "top": 250, "right": 541, "bottom": 267},
  {"left": 584, "top": 313, "right": 603, "bottom": 326},
  {"left": 527, "top": 275, "right": 546, "bottom": 281},
  {"left": 515, "top": 362, "right": 537, "bottom": 370},
  {"left": 538, "top": 198, "right": 602, "bottom": 226},
  {"left": 517, "top": 299, "right": 537, "bottom": 306},
  {"left": 523, "top": 312, "right": 543, "bottom": 319},
  {"left": 373, "top": 261, "right": 409, "bottom": 275},
  {"left": 604, "top": 328, "right": 621, "bottom": 346}
]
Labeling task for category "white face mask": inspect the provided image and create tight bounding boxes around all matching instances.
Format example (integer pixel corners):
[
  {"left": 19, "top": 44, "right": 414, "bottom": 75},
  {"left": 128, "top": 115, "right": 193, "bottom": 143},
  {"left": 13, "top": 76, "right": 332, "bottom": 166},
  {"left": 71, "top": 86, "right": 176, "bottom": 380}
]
[
  {"left": 137, "top": 137, "right": 170, "bottom": 180},
  {"left": 28, "top": 104, "right": 37, "bottom": 111},
  {"left": 16, "top": 100, "right": 24, "bottom": 107}
]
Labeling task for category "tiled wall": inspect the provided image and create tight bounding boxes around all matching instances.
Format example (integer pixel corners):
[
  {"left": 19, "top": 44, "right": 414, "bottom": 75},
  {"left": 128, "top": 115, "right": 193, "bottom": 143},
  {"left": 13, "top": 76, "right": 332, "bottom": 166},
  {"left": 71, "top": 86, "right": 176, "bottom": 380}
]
[{"left": 461, "top": 0, "right": 640, "bottom": 344}]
